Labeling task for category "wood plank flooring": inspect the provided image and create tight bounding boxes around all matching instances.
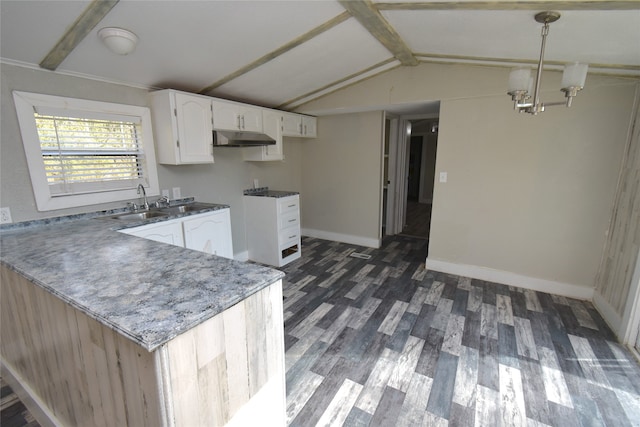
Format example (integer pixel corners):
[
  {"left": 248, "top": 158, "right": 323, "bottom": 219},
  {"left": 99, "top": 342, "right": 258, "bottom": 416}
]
[
  {"left": 3, "top": 235, "right": 640, "bottom": 426},
  {"left": 281, "top": 236, "right": 640, "bottom": 426}
]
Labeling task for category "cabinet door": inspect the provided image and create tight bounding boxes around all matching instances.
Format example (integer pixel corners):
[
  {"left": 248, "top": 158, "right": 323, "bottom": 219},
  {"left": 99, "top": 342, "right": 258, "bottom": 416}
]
[
  {"left": 212, "top": 100, "right": 241, "bottom": 131},
  {"left": 243, "top": 110, "right": 282, "bottom": 161},
  {"left": 174, "top": 92, "right": 214, "bottom": 163},
  {"left": 183, "top": 210, "right": 234, "bottom": 259},
  {"left": 301, "top": 116, "right": 317, "bottom": 138},
  {"left": 239, "top": 105, "right": 263, "bottom": 132},
  {"left": 120, "top": 220, "right": 185, "bottom": 247},
  {"left": 281, "top": 113, "right": 302, "bottom": 137}
]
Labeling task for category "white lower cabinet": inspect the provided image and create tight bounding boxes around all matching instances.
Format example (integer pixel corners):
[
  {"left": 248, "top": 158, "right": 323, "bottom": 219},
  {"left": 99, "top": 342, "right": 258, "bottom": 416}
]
[
  {"left": 245, "top": 195, "right": 301, "bottom": 267},
  {"left": 120, "top": 218, "right": 185, "bottom": 247},
  {"left": 119, "top": 209, "right": 234, "bottom": 259},
  {"left": 183, "top": 210, "right": 233, "bottom": 259}
]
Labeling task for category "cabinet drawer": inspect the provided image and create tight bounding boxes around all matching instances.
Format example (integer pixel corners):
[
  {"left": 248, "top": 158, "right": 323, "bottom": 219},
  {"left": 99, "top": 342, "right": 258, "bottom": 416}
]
[
  {"left": 279, "top": 211, "right": 299, "bottom": 230},
  {"left": 278, "top": 197, "right": 299, "bottom": 215},
  {"left": 279, "top": 227, "right": 300, "bottom": 245}
]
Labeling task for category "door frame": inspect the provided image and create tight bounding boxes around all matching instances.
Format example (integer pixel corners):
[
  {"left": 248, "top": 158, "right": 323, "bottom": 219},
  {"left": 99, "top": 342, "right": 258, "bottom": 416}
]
[{"left": 386, "top": 113, "right": 439, "bottom": 236}]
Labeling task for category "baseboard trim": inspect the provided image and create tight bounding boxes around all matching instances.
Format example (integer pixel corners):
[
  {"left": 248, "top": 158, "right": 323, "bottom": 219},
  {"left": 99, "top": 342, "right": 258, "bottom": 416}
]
[
  {"left": 425, "top": 258, "right": 594, "bottom": 301},
  {"left": 302, "top": 228, "right": 380, "bottom": 248},
  {"left": 1, "top": 358, "right": 61, "bottom": 427},
  {"left": 593, "top": 290, "right": 623, "bottom": 339}
]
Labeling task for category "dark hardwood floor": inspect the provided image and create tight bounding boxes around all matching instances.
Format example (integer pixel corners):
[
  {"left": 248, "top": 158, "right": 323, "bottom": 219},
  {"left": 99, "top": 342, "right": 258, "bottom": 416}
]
[
  {"left": 401, "top": 201, "right": 431, "bottom": 240},
  {"left": 3, "top": 235, "right": 640, "bottom": 426},
  {"left": 1, "top": 377, "right": 39, "bottom": 427}
]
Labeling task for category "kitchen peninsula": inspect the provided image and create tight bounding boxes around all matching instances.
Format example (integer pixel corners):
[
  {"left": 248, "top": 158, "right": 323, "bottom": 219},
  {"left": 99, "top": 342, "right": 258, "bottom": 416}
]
[{"left": 0, "top": 204, "right": 286, "bottom": 426}]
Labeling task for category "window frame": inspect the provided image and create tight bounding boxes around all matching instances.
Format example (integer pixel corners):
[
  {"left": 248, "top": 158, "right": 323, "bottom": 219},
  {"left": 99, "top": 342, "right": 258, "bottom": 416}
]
[{"left": 13, "top": 91, "right": 160, "bottom": 212}]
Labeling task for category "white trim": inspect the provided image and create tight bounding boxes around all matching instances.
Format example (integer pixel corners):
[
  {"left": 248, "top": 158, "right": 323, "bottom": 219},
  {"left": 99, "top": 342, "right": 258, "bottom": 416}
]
[
  {"left": 425, "top": 257, "right": 594, "bottom": 300},
  {"left": 302, "top": 228, "right": 380, "bottom": 249},
  {"left": 12, "top": 91, "right": 160, "bottom": 211},
  {"left": 1, "top": 358, "right": 61, "bottom": 427},
  {"left": 593, "top": 290, "right": 623, "bottom": 337},
  {"left": 0, "top": 57, "right": 155, "bottom": 91}
]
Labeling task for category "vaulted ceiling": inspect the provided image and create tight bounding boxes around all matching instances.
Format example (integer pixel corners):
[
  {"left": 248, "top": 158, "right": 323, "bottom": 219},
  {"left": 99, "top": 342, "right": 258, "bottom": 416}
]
[{"left": 1, "top": 0, "right": 639, "bottom": 114}]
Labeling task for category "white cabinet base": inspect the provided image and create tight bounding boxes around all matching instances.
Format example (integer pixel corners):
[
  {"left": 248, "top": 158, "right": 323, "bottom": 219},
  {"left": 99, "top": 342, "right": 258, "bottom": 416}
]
[
  {"left": 119, "top": 209, "right": 234, "bottom": 259},
  {"left": 245, "top": 195, "right": 301, "bottom": 267}
]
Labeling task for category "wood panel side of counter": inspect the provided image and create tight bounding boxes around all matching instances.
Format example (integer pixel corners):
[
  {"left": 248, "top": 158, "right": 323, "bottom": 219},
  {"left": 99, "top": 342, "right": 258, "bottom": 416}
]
[
  {"left": 159, "top": 279, "right": 286, "bottom": 426},
  {"left": 0, "top": 265, "right": 164, "bottom": 427}
]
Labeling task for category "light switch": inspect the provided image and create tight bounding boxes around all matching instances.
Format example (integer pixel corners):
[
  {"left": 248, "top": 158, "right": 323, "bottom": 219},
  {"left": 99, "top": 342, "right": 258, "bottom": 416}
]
[{"left": 439, "top": 172, "right": 448, "bottom": 183}]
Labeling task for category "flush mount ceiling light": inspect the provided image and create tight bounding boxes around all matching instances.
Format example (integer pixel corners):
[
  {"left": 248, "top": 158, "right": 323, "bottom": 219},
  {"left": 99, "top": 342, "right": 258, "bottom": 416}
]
[
  {"left": 507, "top": 11, "right": 588, "bottom": 115},
  {"left": 98, "top": 27, "right": 138, "bottom": 55}
]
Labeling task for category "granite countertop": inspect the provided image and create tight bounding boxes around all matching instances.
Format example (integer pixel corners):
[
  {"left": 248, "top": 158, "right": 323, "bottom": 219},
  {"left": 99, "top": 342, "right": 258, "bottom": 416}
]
[
  {"left": 0, "top": 201, "right": 284, "bottom": 352},
  {"left": 243, "top": 186, "right": 299, "bottom": 198}
]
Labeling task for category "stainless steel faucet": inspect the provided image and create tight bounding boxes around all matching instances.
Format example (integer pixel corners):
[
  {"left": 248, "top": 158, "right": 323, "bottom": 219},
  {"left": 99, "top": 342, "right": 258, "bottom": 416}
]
[{"left": 137, "top": 184, "right": 149, "bottom": 211}]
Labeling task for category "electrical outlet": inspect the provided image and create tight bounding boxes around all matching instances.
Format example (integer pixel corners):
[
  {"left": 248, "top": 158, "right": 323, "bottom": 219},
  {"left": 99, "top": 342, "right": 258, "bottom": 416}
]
[
  {"left": 0, "top": 207, "right": 13, "bottom": 224},
  {"left": 439, "top": 172, "right": 448, "bottom": 183},
  {"left": 172, "top": 187, "right": 181, "bottom": 199},
  {"left": 162, "top": 189, "right": 170, "bottom": 199},
  {"left": 253, "top": 179, "right": 259, "bottom": 189}
]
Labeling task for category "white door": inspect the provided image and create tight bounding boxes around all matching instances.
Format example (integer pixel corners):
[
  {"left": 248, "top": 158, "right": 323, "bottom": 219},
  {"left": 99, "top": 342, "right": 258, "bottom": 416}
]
[
  {"left": 183, "top": 210, "right": 234, "bottom": 259},
  {"left": 174, "top": 92, "right": 214, "bottom": 163}
]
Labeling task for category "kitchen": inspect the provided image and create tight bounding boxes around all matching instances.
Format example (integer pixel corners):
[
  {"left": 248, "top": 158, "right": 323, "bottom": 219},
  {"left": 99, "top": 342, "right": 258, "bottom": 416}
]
[{"left": 2, "top": 1, "right": 640, "bottom": 426}]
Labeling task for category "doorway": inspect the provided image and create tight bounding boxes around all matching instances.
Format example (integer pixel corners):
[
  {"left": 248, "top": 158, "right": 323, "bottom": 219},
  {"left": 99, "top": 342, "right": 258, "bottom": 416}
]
[
  {"left": 383, "top": 104, "right": 440, "bottom": 245},
  {"left": 400, "top": 119, "right": 438, "bottom": 242}
]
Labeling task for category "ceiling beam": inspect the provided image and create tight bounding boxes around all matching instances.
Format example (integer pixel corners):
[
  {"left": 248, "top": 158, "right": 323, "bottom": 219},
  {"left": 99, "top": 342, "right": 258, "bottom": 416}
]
[
  {"left": 413, "top": 52, "right": 640, "bottom": 73},
  {"left": 338, "top": 0, "right": 419, "bottom": 66},
  {"left": 199, "top": 11, "right": 351, "bottom": 96},
  {"left": 39, "top": 0, "right": 119, "bottom": 71},
  {"left": 278, "top": 58, "right": 398, "bottom": 110},
  {"left": 376, "top": 1, "right": 640, "bottom": 11}
]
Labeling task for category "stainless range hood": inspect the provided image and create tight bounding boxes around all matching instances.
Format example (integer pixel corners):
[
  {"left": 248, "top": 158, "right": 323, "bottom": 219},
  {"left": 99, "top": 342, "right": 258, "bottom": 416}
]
[{"left": 212, "top": 130, "right": 276, "bottom": 147}]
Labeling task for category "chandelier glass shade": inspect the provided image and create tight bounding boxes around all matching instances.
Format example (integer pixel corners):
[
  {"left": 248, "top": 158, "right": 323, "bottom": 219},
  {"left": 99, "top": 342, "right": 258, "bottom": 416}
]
[{"left": 507, "top": 12, "right": 588, "bottom": 115}]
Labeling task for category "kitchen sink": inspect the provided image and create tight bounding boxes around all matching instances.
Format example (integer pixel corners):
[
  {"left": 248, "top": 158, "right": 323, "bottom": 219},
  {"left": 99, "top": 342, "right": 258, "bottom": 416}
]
[
  {"left": 158, "top": 203, "right": 212, "bottom": 215},
  {"left": 103, "top": 211, "right": 169, "bottom": 221},
  {"left": 98, "top": 202, "right": 213, "bottom": 221}
]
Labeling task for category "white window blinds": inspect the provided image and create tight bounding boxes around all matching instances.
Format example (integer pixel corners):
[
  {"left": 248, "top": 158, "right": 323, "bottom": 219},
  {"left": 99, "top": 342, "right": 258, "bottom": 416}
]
[{"left": 33, "top": 109, "right": 146, "bottom": 196}]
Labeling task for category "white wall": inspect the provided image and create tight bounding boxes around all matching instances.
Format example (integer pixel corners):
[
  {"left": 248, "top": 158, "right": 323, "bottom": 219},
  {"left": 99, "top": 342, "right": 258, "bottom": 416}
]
[
  {"left": 300, "top": 111, "right": 385, "bottom": 247},
  {"left": 300, "top": 62, "right": 638, "bottom": 297},
  {"left": 0, "top": 63, "right": 302, "bottom": 255}
]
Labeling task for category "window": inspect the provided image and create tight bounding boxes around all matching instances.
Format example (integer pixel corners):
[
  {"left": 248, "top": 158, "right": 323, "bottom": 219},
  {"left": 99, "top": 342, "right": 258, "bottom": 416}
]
[{"left": 13, "top": 91, "right": 159, "bottom": 211}]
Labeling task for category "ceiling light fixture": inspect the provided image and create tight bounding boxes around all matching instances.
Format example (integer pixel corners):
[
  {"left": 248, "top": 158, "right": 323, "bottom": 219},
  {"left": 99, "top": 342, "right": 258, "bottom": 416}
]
[
  {"left": 98, "top": 27, "right": 138, "bottom": 55},
  {"left": 507, "top": 11, "right": 588, "bottom": 115}
]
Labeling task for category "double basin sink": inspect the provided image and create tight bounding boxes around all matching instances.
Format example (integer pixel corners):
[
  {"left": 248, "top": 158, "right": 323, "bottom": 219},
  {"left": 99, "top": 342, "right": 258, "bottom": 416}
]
[{"left": 102, "top": 202, "right": 213, "bottom": 221}]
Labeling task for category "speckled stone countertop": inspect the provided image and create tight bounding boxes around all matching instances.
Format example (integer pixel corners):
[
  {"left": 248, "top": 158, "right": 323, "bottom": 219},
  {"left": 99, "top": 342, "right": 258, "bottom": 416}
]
[
  {"left": 0, "top": 201, "right": 284, "bottom": 352},
  {"left": 243, "top": 186, "right": 299, "bottom": 198}
]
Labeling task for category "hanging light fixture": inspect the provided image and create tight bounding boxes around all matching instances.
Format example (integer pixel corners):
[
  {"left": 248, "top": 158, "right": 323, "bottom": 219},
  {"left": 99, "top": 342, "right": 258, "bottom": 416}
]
[{"left": 507, "top": 11, "right": 588, "bottom": 115}]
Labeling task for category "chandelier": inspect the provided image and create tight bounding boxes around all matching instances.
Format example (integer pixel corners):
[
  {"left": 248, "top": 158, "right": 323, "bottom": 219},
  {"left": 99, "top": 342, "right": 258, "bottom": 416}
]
[{"left": 507, "top": 11, "right": 588, "bottom": 115}]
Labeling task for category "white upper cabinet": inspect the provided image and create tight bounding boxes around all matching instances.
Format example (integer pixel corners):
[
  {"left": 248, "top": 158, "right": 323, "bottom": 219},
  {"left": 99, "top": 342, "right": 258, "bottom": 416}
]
[
  {"left": 281, "top": 112, "right": 317, "bottom": 138},
  {"left": 151, "top": 89, "right": 315, "bottom": 165},
  {"left": 212, "top": 99, "right": 262, "bottom": 133},
  {"left": 243, "top": 109, "right": 283, "bottom": 162},
  {"left": 150, "top": 90, "right": 214, "bottom": 165},
  {"left": 301, "top": 115, "right": 317, "bottom": 138}
]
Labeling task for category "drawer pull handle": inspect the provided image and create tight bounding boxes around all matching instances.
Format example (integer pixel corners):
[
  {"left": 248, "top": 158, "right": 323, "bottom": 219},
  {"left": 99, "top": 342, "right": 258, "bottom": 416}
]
[
  {"left": 288, "top": 219, "right": 296, "bottom": 223},
  {"left": 288, "top": 204, "right": 296, "bottom": 208},
  {"left": 289, "top": 235, "right": 297, "bottom": 239}
]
